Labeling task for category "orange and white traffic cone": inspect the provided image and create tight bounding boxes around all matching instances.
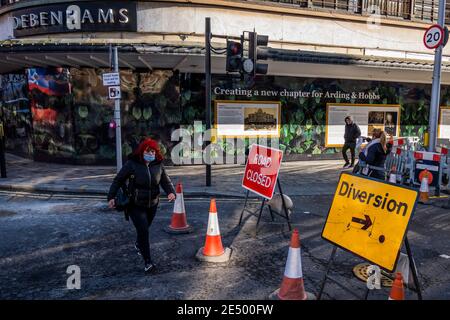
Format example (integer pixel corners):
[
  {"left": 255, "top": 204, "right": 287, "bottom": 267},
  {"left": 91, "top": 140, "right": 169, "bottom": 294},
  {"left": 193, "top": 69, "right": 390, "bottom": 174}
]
[
  {"left": 389, "top": 272, "right": 405, "bottom": 300},
  {"left": 270, "top": 229, "right": 315, "bottom": 300},
  {"left": 419, "top": 171, "right": 430, "bottom": 204},
  {"left": 164, "top": 182, "right": 192, "bottom": 234},
  {"left": 389, "top": 166, "right": 397, "bottom": 184},
  {"left": 195, "top": 199, "right": 232, "bottom": 263}
]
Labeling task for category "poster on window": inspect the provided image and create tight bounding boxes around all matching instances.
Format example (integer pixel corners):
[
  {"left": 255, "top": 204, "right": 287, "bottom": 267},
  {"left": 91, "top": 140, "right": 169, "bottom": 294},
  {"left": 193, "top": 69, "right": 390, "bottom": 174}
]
[
  {"left": 326, "top": 104, "right": 401, "bottom": 147},
  {"left": 439, "top": 107, "right": 450, "bottom": 140},
  {"left": 215, "top": 101, "right": 280, "bottom": 137}
]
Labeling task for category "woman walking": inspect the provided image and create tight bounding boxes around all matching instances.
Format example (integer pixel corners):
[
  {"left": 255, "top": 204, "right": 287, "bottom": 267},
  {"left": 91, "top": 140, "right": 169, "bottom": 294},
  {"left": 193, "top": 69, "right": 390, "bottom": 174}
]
[{"left": 107, "top": 138, "right": 176, "bottom": 273}]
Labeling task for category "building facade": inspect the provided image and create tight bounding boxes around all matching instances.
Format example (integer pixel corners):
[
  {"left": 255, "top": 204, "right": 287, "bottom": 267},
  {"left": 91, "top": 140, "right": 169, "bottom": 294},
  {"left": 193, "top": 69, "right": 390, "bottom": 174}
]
[{"left": 1, "top": 0, "right": 450, "bottom": 164}]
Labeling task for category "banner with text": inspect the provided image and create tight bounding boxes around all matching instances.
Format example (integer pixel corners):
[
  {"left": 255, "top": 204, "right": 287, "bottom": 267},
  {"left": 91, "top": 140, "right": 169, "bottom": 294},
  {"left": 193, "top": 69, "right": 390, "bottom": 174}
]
[
  {"left": 215, "top": 101, "right": 280, "bottom": 138},
  {"left": 439, "top": 106, "right": 450, "bottom": 140},
  {"left": 326, "top": 103, "right": 401, "bottom": 147}
]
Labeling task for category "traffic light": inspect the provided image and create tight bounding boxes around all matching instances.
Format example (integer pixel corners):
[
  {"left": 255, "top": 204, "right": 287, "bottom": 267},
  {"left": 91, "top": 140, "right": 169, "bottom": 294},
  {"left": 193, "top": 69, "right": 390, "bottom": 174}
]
[
  {"left": 248, "top": 32, "right": 269, "bottom": 76},
  {"left": 226, "top": 40, "right": 243, "bottom": 73}
]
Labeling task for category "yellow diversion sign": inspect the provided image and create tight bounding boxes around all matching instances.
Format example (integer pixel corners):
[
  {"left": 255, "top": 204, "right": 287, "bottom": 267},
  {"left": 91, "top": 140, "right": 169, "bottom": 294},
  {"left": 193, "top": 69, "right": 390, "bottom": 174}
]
[{"left": 322, "top": 173, "right": 419, "bottom": 272}]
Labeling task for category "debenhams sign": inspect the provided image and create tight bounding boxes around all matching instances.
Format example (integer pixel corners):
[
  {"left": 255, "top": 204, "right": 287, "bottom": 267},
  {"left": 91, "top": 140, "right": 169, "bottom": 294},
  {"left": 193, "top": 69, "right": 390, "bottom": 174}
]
[{"left": 12, "top": 1, "right": 137, "bottom": 37}]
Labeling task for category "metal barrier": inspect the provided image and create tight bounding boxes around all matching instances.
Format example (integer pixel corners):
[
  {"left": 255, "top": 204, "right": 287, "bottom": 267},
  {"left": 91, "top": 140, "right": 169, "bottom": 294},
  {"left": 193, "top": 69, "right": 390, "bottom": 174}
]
[
  {"left": 355, "top": 138, "right": 448, "bottom": 194},
  {"left": 384, "top": 137, "right": 421, "bottom": 184},
  {"left": 410, "top": 150, "right": 444, "bottom": 196},
  {"left": 356, "top": 140, "right": 450, "bottom": 200},
  {"left": 436, "top": 146, "right": 449, "bottom": 193}
]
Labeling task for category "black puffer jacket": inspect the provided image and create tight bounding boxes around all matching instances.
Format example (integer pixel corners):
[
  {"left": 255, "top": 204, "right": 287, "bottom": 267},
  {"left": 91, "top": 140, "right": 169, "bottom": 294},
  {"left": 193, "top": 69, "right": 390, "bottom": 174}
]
[
  {"left": 107, "top": 154, "right": 176, "bottom": 208},
  {"left": 344, "top": 123, "right": 361, "bottom": 144}
]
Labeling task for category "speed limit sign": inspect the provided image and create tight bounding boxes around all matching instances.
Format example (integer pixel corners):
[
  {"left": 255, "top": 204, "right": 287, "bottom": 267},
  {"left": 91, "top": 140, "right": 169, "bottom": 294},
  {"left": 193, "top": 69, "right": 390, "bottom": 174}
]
[{"left": 424, "top": 24, "right": 444, "bottom": 49}]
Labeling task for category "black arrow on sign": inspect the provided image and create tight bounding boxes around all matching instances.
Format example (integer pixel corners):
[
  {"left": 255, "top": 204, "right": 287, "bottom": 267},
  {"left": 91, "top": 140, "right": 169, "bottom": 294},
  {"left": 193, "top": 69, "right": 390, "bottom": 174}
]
[{"left": 351, "top": 215, "right": 373, "bottom": 230}]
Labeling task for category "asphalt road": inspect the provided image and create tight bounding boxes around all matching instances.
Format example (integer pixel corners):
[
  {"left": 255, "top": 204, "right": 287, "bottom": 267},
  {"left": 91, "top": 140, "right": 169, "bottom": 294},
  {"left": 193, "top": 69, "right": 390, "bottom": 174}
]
[{"left": 0, "top": 191, "right": 449, "bottom": 300}]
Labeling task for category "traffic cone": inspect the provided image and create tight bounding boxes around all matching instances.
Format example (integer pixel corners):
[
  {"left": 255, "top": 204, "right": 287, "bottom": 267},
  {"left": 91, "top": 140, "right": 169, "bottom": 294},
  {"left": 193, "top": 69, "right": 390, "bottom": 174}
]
[
  {"left": 389, "top": 166, "right": 397, "bottom": 184},
  {"left": 419, "top": 171, "right": 430, "bottom": 204},
  {"left": 195, "top": 199, "right": 232, "bottom": 263},
  {"left": 164, "top": 182, "right": 192, "bottom": 234},
  {"left": 388, "top": 272, "right": 405, "bottom": 300},
  {"left": 269, "top": 229, "right": 315, "bottom": 300}
]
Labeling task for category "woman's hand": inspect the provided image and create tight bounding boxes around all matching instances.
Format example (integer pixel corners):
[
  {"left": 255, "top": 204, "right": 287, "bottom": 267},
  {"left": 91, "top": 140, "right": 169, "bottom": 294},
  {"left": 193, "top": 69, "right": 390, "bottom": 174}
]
[
  {"left": 108, "top": 199, "right": 116, "bottom": 209},
  {"left": 167, "top": 193, "right": 176, "bottom": 202}
]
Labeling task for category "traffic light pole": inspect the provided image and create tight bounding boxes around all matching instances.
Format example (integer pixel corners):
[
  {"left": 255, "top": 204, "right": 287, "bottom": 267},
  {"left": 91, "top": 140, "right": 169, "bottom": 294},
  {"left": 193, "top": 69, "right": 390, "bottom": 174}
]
[
  {"left": 205, "top": 17, "right": 212, "bottom": 187},
  {"left": 429, "top": 0, "right": 446, "bottom": 152}
]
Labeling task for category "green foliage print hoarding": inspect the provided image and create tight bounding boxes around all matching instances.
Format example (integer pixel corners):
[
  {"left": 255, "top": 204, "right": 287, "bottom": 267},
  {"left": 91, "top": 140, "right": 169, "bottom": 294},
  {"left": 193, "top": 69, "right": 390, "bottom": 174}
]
[{"left": 180, "top": 74, "right": 433, "bottom": 157}]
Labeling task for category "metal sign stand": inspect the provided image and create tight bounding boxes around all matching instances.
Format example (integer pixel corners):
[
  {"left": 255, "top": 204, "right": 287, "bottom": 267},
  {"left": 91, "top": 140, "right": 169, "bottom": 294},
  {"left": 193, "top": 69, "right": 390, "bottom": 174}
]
[
  {"left": 238, "top": 178, "right": 292, "bottom": 236},
  {"left": 317, "top": 236, "right": 422, "bottom": 300}
]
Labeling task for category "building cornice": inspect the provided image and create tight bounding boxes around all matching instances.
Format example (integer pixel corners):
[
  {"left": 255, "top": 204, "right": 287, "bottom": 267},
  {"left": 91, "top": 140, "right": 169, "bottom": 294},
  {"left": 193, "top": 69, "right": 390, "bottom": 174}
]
[{"left": 0, "top": 41, "right": 448, "bottom": 72}]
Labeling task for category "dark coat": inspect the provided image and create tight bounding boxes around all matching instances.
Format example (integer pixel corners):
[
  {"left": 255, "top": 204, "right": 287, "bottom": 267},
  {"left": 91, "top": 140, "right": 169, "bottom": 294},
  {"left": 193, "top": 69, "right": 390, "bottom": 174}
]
[
  {"left": 359, "top": 142, "right": 392, "bottom": 179},
  {"left": 107, "top": 154, "right": 176, "bottom": 208},
  {"left": 344, "top": 123, "right": 361, "bottom": 144}
]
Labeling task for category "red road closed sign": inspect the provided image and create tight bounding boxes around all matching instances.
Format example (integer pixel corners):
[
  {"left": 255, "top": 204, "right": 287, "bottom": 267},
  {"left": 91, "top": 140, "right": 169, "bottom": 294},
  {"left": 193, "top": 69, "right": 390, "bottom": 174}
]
[{"left": 242, "top": 144, "right": 283, "bottom": 199}]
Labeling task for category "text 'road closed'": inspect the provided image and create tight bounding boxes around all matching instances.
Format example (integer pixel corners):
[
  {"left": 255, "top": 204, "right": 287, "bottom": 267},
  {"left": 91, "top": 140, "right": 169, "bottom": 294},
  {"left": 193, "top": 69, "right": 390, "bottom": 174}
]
[{"left": 242, "top": 144, "right": 283, "bottom": 200}]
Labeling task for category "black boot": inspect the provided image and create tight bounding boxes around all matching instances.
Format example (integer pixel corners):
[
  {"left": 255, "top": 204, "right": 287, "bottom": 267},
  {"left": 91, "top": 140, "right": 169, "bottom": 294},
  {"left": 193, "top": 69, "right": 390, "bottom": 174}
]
[{"left": 144, "top": 260, "right": 156, "bottom": 274}]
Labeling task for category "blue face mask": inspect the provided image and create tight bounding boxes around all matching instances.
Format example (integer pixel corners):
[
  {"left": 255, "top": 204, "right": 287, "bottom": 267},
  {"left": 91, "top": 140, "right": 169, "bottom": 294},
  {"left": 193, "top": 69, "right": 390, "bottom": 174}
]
[{"left": 143, "top": 154, "right": 155, "bottom": 162}]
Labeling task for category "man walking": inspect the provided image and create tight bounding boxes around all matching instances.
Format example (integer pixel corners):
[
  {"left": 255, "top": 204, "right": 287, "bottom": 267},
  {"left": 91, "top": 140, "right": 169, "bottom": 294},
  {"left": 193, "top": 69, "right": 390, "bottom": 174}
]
[{"left": 342, "top": 116, "right": 361, "bottom": 168}]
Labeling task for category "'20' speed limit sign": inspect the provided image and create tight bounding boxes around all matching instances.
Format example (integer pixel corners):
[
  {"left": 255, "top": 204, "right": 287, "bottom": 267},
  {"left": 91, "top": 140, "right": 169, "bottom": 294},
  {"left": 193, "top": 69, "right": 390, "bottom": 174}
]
[{"left": 423, "top": 24, "right": 445, "bottom": 49}]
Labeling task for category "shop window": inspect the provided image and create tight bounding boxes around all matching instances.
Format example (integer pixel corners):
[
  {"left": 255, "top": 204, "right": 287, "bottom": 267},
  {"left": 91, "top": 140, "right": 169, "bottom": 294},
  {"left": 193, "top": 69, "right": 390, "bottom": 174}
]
[
  {"left": 0, "top": 73, "right": 33, "bottom": 158},
  {"left": 27, "top": 67, "right": 74, "bottom": 162}
]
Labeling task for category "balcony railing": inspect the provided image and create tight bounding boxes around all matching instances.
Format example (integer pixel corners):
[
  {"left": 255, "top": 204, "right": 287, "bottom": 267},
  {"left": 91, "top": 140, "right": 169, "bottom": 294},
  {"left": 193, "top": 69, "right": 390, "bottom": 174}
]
[
  {"left": 262, "top": 0, "right": 450, "bottom": 23},
  {"left": 0, "top": 0, "right": 449, "bottom": 24}
]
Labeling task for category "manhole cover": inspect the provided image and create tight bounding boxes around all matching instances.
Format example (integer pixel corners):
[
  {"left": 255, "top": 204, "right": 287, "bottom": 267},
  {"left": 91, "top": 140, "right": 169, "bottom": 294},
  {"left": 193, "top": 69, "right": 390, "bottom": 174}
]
[{"left": 353, "top": 263, "right": 393, "bottom": 287}]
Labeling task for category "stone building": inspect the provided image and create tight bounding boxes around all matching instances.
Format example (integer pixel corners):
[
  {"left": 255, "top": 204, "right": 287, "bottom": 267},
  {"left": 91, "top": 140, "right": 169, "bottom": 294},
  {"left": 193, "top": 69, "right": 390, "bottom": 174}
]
[{"left": 0, "top": 0, "right": 449, "bottom": 163}]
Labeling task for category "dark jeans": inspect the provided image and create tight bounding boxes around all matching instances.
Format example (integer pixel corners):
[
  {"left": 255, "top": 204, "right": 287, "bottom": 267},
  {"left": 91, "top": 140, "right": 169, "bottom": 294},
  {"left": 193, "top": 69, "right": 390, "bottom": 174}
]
[
  {"left": 129, "top": 203, "right": 158, "bottom": 264},
  {"left": 342, "top": 142, "right": 356, "bottom": 165}
]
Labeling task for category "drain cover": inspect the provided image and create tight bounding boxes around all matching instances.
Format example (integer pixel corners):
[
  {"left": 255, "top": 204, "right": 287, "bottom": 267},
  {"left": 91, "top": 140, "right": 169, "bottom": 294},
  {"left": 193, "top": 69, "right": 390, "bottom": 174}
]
[{"left": 353, "top": 263, "right": 393, "bottom": 287}]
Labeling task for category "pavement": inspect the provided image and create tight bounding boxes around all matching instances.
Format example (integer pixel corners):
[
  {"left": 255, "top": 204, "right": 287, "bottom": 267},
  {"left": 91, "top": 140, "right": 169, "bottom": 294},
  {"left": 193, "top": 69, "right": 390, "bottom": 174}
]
[{"left": 0, "top": 153, "right": 344, "bottom": 198}]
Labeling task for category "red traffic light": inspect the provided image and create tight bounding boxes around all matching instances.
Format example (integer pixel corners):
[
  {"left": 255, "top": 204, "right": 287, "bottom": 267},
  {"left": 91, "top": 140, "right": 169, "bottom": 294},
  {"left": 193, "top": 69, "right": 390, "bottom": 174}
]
[
  {"left": 231, "top": 43, "right": 241, "bottom": 54},
  {"left": 226, "top": 40, "right": 243, "bottom": 73},
  {"left": 228, "top": 41, "right": 242, "bottom": 55}
]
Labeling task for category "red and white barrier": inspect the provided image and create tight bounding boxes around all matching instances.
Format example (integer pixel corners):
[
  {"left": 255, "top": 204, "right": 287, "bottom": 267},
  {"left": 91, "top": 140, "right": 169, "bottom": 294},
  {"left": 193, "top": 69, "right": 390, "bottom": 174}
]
[
  {"left": 436, "top": 146, "right": 449, "bottom": 156},
  {"left": 414, "top": 151, "right": 441, "bottom": 162},
  {"left": 390, "top": 138, "right": 406, "bottom": 147}
]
